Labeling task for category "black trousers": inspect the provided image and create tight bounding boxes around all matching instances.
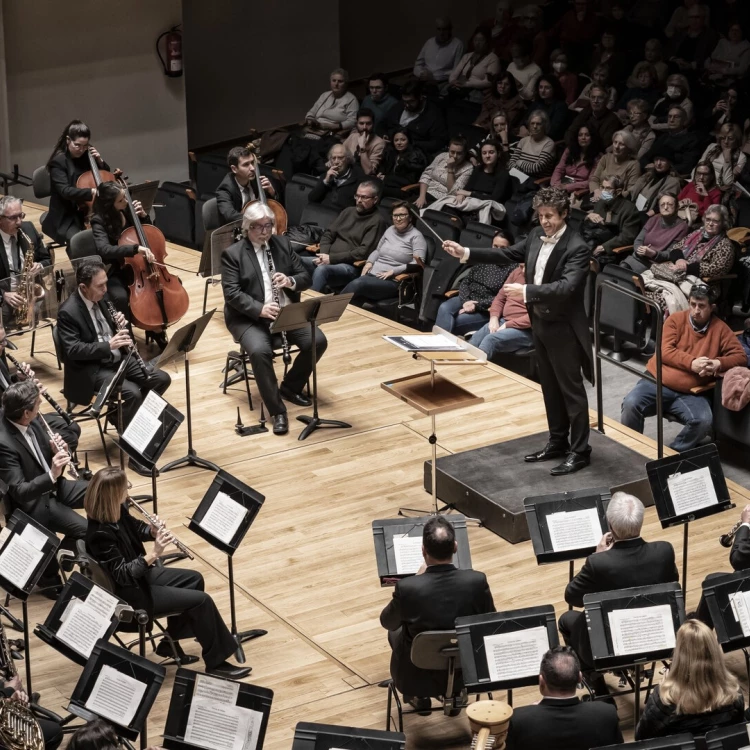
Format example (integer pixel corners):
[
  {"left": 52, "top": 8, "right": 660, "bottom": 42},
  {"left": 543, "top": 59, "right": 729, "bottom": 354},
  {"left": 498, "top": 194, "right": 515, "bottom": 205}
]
[
  {"left": 93, "top": 358, "right": 171, "bottom": 429},
  {"left": 238, "top": 321, "right": 327, "bottom": 417},
  {"left": 533, "top": 321, "right": 590, "bottom": 455},
  {"left": 147, "top": 565, "right": 237, "bottom": 669},
  {"left": 42, "top": 413, "right": 81, "bottom": 453},
  {"left": 106, "top": 272, "right": 130, "bottom": 317}
]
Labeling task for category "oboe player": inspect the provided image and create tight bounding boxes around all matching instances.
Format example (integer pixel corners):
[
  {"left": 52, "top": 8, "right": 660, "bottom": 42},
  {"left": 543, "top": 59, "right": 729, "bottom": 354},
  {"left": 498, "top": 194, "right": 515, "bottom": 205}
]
[
  {"left": 221, "top": 203, "right": 327, "bottom": 436},
  {"left": 85, "top": 467, "right": 258, "bottom": 678}
]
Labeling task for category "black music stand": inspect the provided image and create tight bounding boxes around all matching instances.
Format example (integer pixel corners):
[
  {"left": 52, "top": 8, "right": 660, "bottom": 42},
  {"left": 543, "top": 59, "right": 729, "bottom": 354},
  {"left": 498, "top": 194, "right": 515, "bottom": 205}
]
[
  {"left": 524, "top": 488, "right": 610, "bottom": 608},
  {"left": 270, "top": 295, "right": 352, "bottom": 440},
  {"left": 704, "top": 722, "right": 750, "bottom": 750},
  {"left": 292, "top": 722, "right": 406, "bottom": 750},
  {"left": 592, "top": 736, "right": 696, "bottom": 750},
  {"left": 34, "top": 571, "right": 130, "bottom": 667},
  {"left": 158, "top": 310, "right": 219, "bottom": 473},
  {"left": 647, "top": 444, "right": 732, "bottom": 593},
  {"left": 0, "top": 477, "right": 23, "bottom": 632},
  {"left": 188, "top": 470, "right": 265, "bottom": 663},
  {"left": 67, "top": 640, "right": 165, "bottom": 749},
  {"left": 163, "top": 668, "right": 273, "bottom": 750},
  {"left": 0, "top": 510, "right": 60, "bottom": 696},
  {"left": 455, "top": 605, "right": 559, "bottom": 705},
  {"left": 585, "top": 581, "right": 684, "bottom": 722},
  {"left": 372, "top": 515, "right": 472, "bottom": 586}
]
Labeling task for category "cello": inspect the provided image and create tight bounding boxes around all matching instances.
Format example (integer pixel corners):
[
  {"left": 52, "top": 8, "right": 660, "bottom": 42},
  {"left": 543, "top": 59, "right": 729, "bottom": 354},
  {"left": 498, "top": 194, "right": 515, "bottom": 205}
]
[
  {"left": 241, "top": 144, "right": 287, "bottom": 234},
  {"left": 76, "top": 148, "right": 118, "bottom": 220}
]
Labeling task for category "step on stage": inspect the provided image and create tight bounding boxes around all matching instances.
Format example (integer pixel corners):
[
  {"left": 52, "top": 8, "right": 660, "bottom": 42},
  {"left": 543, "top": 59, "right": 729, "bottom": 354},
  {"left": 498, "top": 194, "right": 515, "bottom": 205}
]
[{"left": 424, "top": 430, "right": 653, "bottom": 543}]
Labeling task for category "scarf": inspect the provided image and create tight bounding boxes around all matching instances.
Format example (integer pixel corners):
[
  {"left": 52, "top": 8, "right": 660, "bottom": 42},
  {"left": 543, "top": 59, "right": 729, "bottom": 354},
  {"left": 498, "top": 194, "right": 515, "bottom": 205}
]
[{"left": 680, "top": 229, "right": 723, "bottom": 264}]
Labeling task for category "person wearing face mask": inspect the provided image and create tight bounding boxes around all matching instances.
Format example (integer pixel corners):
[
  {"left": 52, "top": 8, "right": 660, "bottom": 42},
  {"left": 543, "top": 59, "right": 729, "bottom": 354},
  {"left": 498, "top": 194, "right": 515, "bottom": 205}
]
[
  {"left": 697, "top": 123, "right": 747, "bottom": 190},
  {"left": 650, "top": 75, "right": 693, "bottom": 132},
  {"left": 550, "top": 50, "right": 578, "bottom": 106},
  {"left": 506, "top": 40, "right": 542, "bottom": 102},
  {"left": 377, "top": 129, "right": 427, "bottom": 199},
  {"left": 641, "top": 106, "right": 702, "bottom": 175},
  {"left": 626, "top": 151, "right": 682, "bottom": 216}
]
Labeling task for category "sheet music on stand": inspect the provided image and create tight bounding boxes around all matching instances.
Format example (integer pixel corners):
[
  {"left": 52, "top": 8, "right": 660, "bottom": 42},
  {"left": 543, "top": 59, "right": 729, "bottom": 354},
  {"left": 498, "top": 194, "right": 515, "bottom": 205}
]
[
  {"left": 702, "top": 568, "right": 750, "bottom": 652},
  {"left": 608, "top": 605, "right": 676, "bottom": 657}
]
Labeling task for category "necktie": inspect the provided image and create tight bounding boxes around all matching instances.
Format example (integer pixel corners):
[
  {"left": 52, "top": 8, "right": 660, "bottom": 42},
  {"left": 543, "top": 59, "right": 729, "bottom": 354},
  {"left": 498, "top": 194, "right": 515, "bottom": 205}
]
[
  {"left": 27, "top": 426, "right": 50, "bottom": 473},
  {"left": 0, "top": 364, "right": 9, "bottom": 389},
  {"left": 9, "top": 236, "right": 19, "bottom": 272},
  {"left": 93, "top": 305, "right": 120, "bottom": 361}
]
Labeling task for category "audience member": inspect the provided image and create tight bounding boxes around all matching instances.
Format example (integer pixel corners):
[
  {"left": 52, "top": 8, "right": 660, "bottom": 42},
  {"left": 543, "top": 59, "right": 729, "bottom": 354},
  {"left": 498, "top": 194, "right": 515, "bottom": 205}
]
[
  {"left": 666, "top": 0, "right": 706, "bottom": 44},
  {"left": 709, "top": 87, "right": 745, "bottom": 136},
  {"left": 505, "top": 647, "right": 622, "bottom": 750},
  {"left": 641, "top": 106, "right": 703, "bottom": 176},
  {"left": 671, "top": 4, "right": 720, "bottom": 78},
  {"left": 551, "top": 0, "right": 601, "bottom": 70},
  {"left": 566, "top": 85, "right": 622, "bottom": 149},
  {"left": 342, "top": 109, "right": 385, "bottom": 176},
  {"left": 615, "top": 64, "right": 661, "bottom": 118},
  {"left": 705, "top": 23, "right": 750, "bottom": 85},
  {"left": 523, "top": 75, "right": 570, "bottom": 142},
  {"left": 678, "top": 162, "right": 722, "bottom": 222},
  {"left": 413, "top": 17, "right": 464, "bottom": 89},
  {"left": 550, "top": 50, "right": 579, "bottom": 106},
  {"left": 377, "top": 129, "right": 427, "bottom": 199},
  {"left": 508, "top": 111, "right": 557, "bottom": 180},
  {"left": 474, "top": 73, "right": 526, "bottom": 135},
  {"left": 650, "top": 75, "right": 694, "bottom": 132},
  {"left": 447, "top": 28, "right": 500, "bottom": 106},
  {"left": 415, "top": 137, "right": 472, "bottom": 209},
  {"left": 470, "top": 111, "right": 510, "bottom": 163},
  {"left": 572, "top": 64, "right": 616, "bottom": 112},
  {"left": 507, "top": 40, "right": 543, "bottom": 102},
  {"left": 304, "top": 68, "right": 359, "bottom": 135},
  {"left": 627, "top": 152, "right": 683, "bottom": 215},
  {"left": 623, "top": 99, "right": 656, "bottom": 160},
  {"left": 514, "top": 4, "right": 550, "bottom": 69},
  {"left": 361, "top": 73, "right": 398, "bottom": 127},
  {"left": 552, "top": 125, "right": 603, "bottom": 195},
  {"left": 627, "top": 39, "right": 669, "bottom": 88},
  {"left": 589, "top": 130, "right": 642, "bottom": 200},
  {"left": 308, "top": 144, "right": 365, "bottom": 212},
  {"left": 697, "top": 123, "right": 746, "bottom": 191},
  {"left": 480, "top": 0, "right": 516, "bottom": 59},
  {"left": 590, "top": 27, "right": 627, "bottom": 87}
]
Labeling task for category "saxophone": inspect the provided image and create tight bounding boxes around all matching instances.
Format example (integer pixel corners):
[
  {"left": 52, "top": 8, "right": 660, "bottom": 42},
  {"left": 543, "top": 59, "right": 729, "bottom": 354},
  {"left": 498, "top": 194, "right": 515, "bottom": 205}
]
[{"left": 13, "top": 231, "right": 45, "bottom": 328}]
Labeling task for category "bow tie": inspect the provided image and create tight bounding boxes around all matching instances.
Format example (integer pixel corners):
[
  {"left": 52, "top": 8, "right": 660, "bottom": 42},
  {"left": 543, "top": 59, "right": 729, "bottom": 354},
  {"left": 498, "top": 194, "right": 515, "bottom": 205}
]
[{"left": 541, "top": 234, "right": 559, "bottom": 244}]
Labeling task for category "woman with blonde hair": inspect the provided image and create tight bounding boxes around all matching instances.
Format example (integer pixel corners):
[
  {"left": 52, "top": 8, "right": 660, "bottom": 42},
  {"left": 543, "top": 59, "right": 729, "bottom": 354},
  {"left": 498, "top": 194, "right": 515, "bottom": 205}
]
[
  {"left": 589, "top": 130, "right": 642, "bottom": 201},
  {"left": 635, "top": 619, "right": 745, "bottom": 740}
]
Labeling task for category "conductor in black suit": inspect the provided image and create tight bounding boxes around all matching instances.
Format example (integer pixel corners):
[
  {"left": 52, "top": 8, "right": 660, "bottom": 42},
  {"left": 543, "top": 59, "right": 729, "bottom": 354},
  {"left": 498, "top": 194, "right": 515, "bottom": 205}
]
[
  {"left": 221, "top": 203, "right": 327, "bottom": 436},
  {"left": 506, "top": 646, "right": 622, "bottom": 750},
  {"left": 380, "top": 516, "right": 495, "bottom": 712},
  {"left": 559, "top": 492, "right": 679, "bottom": 695},
  {"left": 216, "top": 146, "right": 279, "bottom": 226},
  {"left": 443, "top": 186, "right": 593, "bottom": 475}
]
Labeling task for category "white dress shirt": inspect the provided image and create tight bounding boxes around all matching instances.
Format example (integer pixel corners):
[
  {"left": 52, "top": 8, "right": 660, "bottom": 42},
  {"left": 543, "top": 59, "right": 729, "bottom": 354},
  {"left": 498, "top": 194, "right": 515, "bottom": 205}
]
[
  {"left": 235, "top": 178, "right": 253, "bottom": 207},
  {"left": 250, "top": 242, "right": 295, "bottom": 307}
]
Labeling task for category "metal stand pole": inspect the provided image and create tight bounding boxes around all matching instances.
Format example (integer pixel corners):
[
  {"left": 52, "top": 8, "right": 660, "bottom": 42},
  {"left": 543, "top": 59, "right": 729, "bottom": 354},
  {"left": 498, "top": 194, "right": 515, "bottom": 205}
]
[
  {"left": 22, "top": 601, "right": 31, "bottom": 697},
  {"left": 226, "top": 556, "right": 266, "bottom": 664}
]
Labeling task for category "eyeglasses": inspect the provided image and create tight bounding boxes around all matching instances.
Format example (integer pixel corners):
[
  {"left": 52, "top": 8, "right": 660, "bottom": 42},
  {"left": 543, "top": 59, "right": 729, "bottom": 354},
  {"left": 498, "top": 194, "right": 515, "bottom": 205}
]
[
  {"left": 704, "top": 217, "right": 721, "bottom": 225},
  {"left": 355, "top": 194, "right": 375, "bottom": 201},
  {"left": 695, "top": 170, "right": 711, "bottom": 177},
  {"left": 1, "top": 212, "right": 25, "bottom": 221},
  {"left": 251, "top": 222, "right": 274, "bottom": 231},
  {"left": 392, "top": 213, "right": 410, "bottom": 219}
]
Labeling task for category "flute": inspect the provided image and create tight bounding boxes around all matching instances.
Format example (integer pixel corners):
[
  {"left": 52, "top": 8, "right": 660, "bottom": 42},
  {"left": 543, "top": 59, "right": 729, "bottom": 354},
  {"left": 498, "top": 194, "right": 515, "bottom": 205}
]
[
  {"left": 39, "top": 416, "right": 79, "bottom": 480},
  {"left": 126, "top": 496, "right": 195, "bottom": 560},
  {"left": 105, "top": 302, "right": 151, "bottom": 379},
  {"left": 4, "top": 352, "right": 73, "bottom": 425}
]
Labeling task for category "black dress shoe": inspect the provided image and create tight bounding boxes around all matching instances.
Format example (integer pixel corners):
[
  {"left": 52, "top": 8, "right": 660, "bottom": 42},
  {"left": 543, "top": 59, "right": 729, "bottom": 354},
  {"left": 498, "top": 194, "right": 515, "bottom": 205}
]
[
  {"left": 524, "top": 442, "right": 570, "bottom": 462},
  {"left": 155, "top": 640, "right": 200, "bottom": 665},
  {"left": 550, "top": 451, "right": 591, "bottom": 475},
  {"left": 272, "top": 413, "right": 289, "bottom": 435},
  {"left": 206, "top": 661, "right": 252, "bottom": 679},
  {"left": 279, "top": 384, "right": 311, "bottom": 407}
]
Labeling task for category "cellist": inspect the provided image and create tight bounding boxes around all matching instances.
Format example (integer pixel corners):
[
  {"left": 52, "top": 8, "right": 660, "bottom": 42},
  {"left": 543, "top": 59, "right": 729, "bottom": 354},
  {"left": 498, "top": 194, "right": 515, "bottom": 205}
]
[
  {"left": 216, "top": 146, "right": 280, "bottom": 225},
  {"left": 42, "top": 120, "right": 109, "bottom": 250}
]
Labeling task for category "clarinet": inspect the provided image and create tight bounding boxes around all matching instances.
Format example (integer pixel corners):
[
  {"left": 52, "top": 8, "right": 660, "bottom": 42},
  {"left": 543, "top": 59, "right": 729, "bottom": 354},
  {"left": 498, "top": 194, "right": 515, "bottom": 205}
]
[
  {"left": 264, "top": 246, "right": 292, "bottom": 365},
  {"left": 4, "top": 352, "right": 73, "bottom": 426},
  {"left": 39, "top": 415, "right": 79, "bottom": 480},
  {"left": 105, "top": 302, "right": 151, "bottom": 379}
]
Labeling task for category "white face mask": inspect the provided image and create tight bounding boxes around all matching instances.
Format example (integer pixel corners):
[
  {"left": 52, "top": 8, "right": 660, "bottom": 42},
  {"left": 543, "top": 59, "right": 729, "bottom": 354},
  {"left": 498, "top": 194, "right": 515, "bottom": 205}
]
[
  {"left": 553, "top": 61, "right": 566, "bottom": 73},
  {"left": 666, "top": 86, "right": 680, "bottom": 98}
]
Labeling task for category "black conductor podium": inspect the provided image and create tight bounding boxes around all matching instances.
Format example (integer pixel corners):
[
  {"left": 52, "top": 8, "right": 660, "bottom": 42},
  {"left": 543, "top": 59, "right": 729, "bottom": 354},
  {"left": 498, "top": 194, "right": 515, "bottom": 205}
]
[
  {"left": 270, "top": 294, "right": 352, "bottom": 440},
  {"left": 163, "top": 668, "right": 273, "bottom": 750},
  {"left": 372, "top": 514, "right": 472, "bottom": 586},
  {"left": 291, "top": 722, "right": 406, "bottom": 750},
  {"left": 455, "top": 605, "right": 559, "bottom": 701}
]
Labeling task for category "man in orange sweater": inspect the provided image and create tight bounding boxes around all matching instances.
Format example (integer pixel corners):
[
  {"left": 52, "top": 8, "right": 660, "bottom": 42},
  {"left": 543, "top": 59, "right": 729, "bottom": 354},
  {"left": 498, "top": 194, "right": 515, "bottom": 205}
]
[{"left": 621, "top": 285, "right": 746, "bottom": 451}]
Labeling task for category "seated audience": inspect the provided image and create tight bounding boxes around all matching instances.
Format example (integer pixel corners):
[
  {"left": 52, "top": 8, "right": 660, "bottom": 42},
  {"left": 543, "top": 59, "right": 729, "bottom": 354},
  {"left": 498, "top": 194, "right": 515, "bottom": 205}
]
[
  {"left": 216, "top": 146, "right": 277, "bottom": 226},
  {"left": 551, "top": 0, "right": 601, "bottom": 70},
  {"left": 480, "top": 0, "right": 516, "bottom": 58},
  {"left": 342, "top": 109, "right": 385, "bottom": 176},
  {"left": 615, "top": 64, "right": 661, "bottom": 117},
  {"left": 470, "top": 111, "right": 511, "bottom": 163},
  {"left": 523, "top": 76, "right": 570, "bottom": 142},
  {"left": 434, "top": 234, "right": 514, "bottom": 335},
  {"left": 666, "top": 0, "right": 705, "bottom": 44},
  {"left": 641, "top": 106, "right": 703, "bottom": 177},
  {"left": 473, "top": 73, "right": 526, "bottom": 136},
  {"left": 505, "top": 647, "right": 622, "bottom": 750},
  {"left": 379, "top": 516, "right": 494, "bottom": 712},
  {"left": 650, "top": 75, "right": 693, "bottom": 132},
  {"left": 621, "top": 284, "right": 746, "bottom": 451},
  {"left": 513, "top": 4, "right": 549, "bottom": 69},
  {"left": 627, "top": 152, "right": 683, "bottom": 215},
  {"left": 550, "top": 50, "right": 579, "bottom": 106},
  {"left": 566, "top": 85, "right": 622, "bottom": 149},
  {"left": 378, "top": 129, "right": 427, "bottom": 199},
  {"left": 507, "top": 40, "right": 542, "bottom": 102},
  {"left": 590, "top": 27, "right": 628, "bottom": 87},
  {"left": 571, "top": 64, "right": 616, "bottom": 112},
  {"left": 697, "top": 123, "right": 746, "bottom": 192},
  {"left": 303, "top": 69, "right": 359, "bottom": 132},
  {"left": 709, "top": 87, "right": 745, "bottom": 137},
  {"left": 678, "top": 162, "right": 723, "bottom": 223},
  {"left": 622, "top": 99, "right": 656, "bottom": 161},
  {"left": 305, "top": 180, "right": 387, "bottom": 293},
  {"left": 361, "top": 73, "right": 398, "bottom": 127},
  {"left": 470, "top": 263, "right": 533, "bottom": 359},
  {"left": 589, "top": 130, "right": 642, "bottom": 200},
  {"left": 341, "top": 201, "right": 426, "bottom": 307},
  {"left": 623, "top": 193, "right": 689, "bottom": 273},
  {"left": 308, "top": 144, "right": 365, "bottom": 212},
  {"left": 670, "top": 4, "right": 719, "bottom": 78},
  {"left": 559, "top": 492, "right": 678, "bottom": 696},
  {"left": 508, "top": 111, "right": 556, "bottom": 180},
  {"left": 627, "top": 40, "right": 669, "bottom": 88},
  {"left": 447, "top": 28, "right": 500, "bottom": 106},
  {"left": 635, "top": 620, "right": 746, "bottom": 740},
  {"left": 415, "top": 137, "right": 472, "bottom": 209},
  {"left": 552, "top": 125, "right": 603, "bottom": 195},
  {"left": 413, "top": 17, "right": 464, "bottom": 89},
  {"left": 705, "top": 23, "right": 750, "bottom": 86}
]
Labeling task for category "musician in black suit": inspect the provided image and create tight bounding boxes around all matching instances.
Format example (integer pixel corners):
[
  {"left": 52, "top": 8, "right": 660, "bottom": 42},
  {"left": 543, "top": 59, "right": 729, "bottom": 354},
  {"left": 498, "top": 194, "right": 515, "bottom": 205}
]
[
  {"left": 216, "top": 146, "right": 279, "bottom": 226},
  {"left": 379, "top": 516, "right": 495, "bottom": 711},
  {"left": 559, "top": 492, "right": 679, "bottom": 695},
  {"left": 443, "top": 186, "right": 593, "bottom": 476},
  {"left": 56, "top": 259, "right": 170, "bottom": 472},
  {"left": 505, "top": 646, "right": 622, "bottom": 750},
  {"left": 41, "top": 120, "right": 110, "bottom": 249},
  {"left": 221, "top": 203, "right": 326, "bottom": 436}
]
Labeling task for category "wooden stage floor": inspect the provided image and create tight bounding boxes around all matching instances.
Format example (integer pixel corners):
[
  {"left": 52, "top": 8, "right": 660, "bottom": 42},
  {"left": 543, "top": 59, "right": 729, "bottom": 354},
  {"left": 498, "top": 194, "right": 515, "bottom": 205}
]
[{"left": 8, "top": 204, "right": 750, "bottom": 749}]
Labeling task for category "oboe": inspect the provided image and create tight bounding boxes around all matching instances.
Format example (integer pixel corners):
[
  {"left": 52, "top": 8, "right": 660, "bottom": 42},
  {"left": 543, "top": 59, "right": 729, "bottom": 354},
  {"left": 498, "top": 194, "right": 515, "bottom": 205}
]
[
  {"left": 264, "top": 246, "right": 292, "bottom": 365},
  {"left": 39, "top": 416, "right": 79, "bottom": 480},
  {"left": 126, "top": 497, "right": 195, "bottom": 560},
  {"left": 4, "top": 352, "right": 73, "bottom": 425},
  {"left": 105, "top": 301, "right": 150, "bottom": 378}
]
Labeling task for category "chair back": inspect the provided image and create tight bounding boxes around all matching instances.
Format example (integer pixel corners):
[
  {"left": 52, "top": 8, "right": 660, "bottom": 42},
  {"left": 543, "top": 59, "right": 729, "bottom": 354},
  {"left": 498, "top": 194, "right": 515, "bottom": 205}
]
[
  {"left": 32, "top": 166, "right": 51, "bottom": 199},
  {"left": 419, "top": 209, "right": 462, "bottom": 243},
  {"left": 596, "top": 264, "right": 649, "bottom": 341},
  {"left": 285, "top": 174, "right": 319, "bottom": 226},
  {"left": 459, "top": 221, "right": 501, "bottom": 249},
  {"left": 210, "top": 220, "right": 242, "bottom": 278},
  {"left": 202, "top": 197, "right": 221, "bottom": 234},
  {"left": 76, "top": 540, "right": 117, "bottom": 593},
  {"left": 68, "top": 229, "right": 97, "bottom": 260},
  {"left": 51, "top": 324, "right": 67, "bottom": 368},
  {"left": 410, "top": 630, "right": 459, "bottom": 671},
  {"left": 195, "top": 152, "right": 230, "bottom": 197},
  {"left": 704, "top": 722, "right": 750, "bottom": 750},
  {"left": 300, "top": 203, "right": 340, "bottom": 231}
]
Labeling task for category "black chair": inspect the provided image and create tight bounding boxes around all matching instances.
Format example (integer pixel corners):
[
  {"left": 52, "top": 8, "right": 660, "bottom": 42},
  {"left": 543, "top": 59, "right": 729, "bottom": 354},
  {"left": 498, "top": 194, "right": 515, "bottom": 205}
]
[
  {"left": 712, "top": 383, "right": 750, "bottom": 452},
  {"left": 285, "top": 174, "right": 320, "bottom": 226},
  {"left": 704, "top": 721, "right": 750, "bottom": 750},
  {"left": 194, "top": 152, "right": 230, "bottom": 197},
  {"left": 378, "top": 197, "right": 397, "bottom": 225},
  {"left": 32, "top": 165, "right": 63, "bottom": 257},
  {"left": 459, "top": 221, "right": 503, "bottom": 250},
  {"left": 299, "top": 204, "right": 340, "bottom": 232},
  {"left": 153, "top": 181, "right": 196, "bottom": 247},
  {"left": 68, "top": 229, "right": 97, "bottom": 261},
  {"left": 420, "top": 209, "right": 463, "bottom": 242}
]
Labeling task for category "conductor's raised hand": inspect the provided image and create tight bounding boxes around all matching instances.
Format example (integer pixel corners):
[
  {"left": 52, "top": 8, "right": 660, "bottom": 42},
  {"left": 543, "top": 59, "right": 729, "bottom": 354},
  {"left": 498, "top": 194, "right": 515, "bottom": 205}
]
[
  {"left": 442, "top": 240, "right": 464, "bottom": 258},
  {"left": 260, "top": 302, "right": 280, "bottom": 320}
]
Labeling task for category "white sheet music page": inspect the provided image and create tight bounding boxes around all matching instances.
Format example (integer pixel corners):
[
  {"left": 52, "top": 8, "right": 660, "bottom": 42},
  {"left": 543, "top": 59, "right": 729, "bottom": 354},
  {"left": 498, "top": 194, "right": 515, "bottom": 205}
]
[
  {"left": 608, "top": 604, "right": 676, "bottom": 656},
  {"left": 199, "top": 492, "right": 248, "bottom": 545},
  {"left": 122, "top": 407, "right": 160, "bottom": 454},
  {"left": 729, "top": 591, "right": 750, "bottom": 637},
  {"left": 141, "top": 390, "right": 167, "bottom": 418},
  {"left": 20, "top": 523, "right": 48, "bottom": 551},
  {"left": 85, "top": 586, "right": 118, "bottom": 621},
  {"left": 546, "top": 507, "right": 602, "bottom": 552},
  {"left": 56, "top": 600, "right": 111, "bottom": 657},
  {"left": 483, "top": 626, "right": 549, "bottom": 682},
  {"left": 0, "top": 534, "right": 43, "bottom": 590},
  {"left": 667, "top": 466, "right": 719, "bottom": 516},
  {"left": 392, "top": 534, "right": 423, "bottom": 575},
  {"left": 84, "top": 664, "right": 147, "bottom": 726}
]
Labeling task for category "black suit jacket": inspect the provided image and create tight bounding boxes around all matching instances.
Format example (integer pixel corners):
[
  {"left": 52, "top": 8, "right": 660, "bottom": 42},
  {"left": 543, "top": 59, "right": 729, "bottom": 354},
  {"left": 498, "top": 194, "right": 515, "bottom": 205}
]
[
  {"left": 469, "top": 225, "right": 594, "bottom": 382},
  {"left": 90, "top": 212, "right": 153, "bottom": 267},
  {"left": 565, "top": 537, "right": 679, "bottom": 607},
  {"left": 56, "top": 290, "right": 119, "bottom": 406},
  {"left": 216, "top": 173, "right": 246, "bottom": 225},
  {"left": 0, "top": 222, "right": 50, "bottom": 282},
  {"left": 730, "top": 524, "right": 750, "bottom": 571},
  {"left": 379, "top": 101, "right": 448, "bottom": 159},
  {"left": 308, "top": 165, "right": 365, "bottom": 211},
  {"left": 221, "top": 234, "right": 311, "bottom": 342},
  {"left": 506, "top": 696, "right": 623, "bottom": 750},
  {"left": 380, "top": 563, "right": 495, "bottom": 696}
]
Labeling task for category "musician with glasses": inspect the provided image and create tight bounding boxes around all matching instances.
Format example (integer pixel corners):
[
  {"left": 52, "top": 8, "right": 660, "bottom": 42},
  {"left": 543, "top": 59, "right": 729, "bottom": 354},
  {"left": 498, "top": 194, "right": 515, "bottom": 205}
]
[
  {"left": 221, "top": 203, "right": 324, "bottom": 436},
  {"left": 85, "top": 466, "right": 255, "bottom": 679}
]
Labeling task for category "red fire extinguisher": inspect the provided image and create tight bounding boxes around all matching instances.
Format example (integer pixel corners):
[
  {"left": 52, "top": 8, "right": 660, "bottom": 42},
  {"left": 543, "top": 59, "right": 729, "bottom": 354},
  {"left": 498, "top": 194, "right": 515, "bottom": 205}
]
[{"left": 157, "top": 25, "right": 183, "bottom": 77}]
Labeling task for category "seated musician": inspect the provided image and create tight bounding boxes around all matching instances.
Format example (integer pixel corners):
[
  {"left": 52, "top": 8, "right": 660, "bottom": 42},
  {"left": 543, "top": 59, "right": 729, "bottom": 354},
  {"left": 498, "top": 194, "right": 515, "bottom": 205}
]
[
  {"left": 221, "top": 203, "right": 326, "bottom": 436},
  {"left": 85, "top": 466, "right": 255, "bottom": 678},
  {"left": 0, "top": 196, "right": 51, "bottom": 329},
  {"left": 0, "top": 381, "right": 88, "bottom": 596},
  {"left": 216, "top": 146, "right": 278, "bottom": 226},
  {"left": 41, "top": 120, "right": 109, "bottom": 249},
  {"left": 56, "top": 259, "right": 171, "bottom": 473},
  {"left": 0, "top": 324, "right": 81, "bottom": 451}
]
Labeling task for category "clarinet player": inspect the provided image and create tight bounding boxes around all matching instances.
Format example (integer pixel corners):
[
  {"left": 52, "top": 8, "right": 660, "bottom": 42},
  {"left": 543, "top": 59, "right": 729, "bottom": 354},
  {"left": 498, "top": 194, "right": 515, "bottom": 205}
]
[{"left": 221, "top": 203, "right": 327, "bottom": 436}]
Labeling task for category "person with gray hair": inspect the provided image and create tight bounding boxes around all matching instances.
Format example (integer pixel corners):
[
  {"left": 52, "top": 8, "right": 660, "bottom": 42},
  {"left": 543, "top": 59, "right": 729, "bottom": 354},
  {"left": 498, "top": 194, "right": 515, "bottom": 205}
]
[
  {"left": 559, "top": 490, "right": 679, "bottom": 695},
  {"left": 307, "top": 142, "right": 364, "bottom": 212},
  {"left": 305, "top": 68, "right": 358, "bottom": 134},
  {"left": 640, "top": 104, "right": 702, "bottom": 175},
  {"left": 589, "top": 129, "right": 642, "bottom": 199}
]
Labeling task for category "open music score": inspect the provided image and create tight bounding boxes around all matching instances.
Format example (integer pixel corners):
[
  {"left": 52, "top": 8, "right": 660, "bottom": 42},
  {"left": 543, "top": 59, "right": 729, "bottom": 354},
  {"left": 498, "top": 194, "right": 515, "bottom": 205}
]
[
  {"left": 0, "top": 533, "right": 43, "bottom": 590},
  {"left": 85, "top": 664, "right": 148, "bottom": 727},
  {"left": 546, "top": 508, "right": 602, "bottom": 553},
  {"left": 56, "top": 586, "right": 118, "bottom": 658},
  {"left": 198, "top": 491, "right": 249, "bottom": 546},
  {"left": 483, "top": 625, "right": 549, "bottom": 682},
  {"left": 122, "top": 391, "right": 168, "bottom": 454},
  {"left": 392, "top": 534, "right": 423, "bottom": 575},
  {"left": 667, "top": 465, "right": 719, "bottom": 516},
  {"left": 608, "top": 604, "right": 676, "bottom": 657},
  {"left": 729, "top": 591, "right": 750, "bottom": 637}
]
